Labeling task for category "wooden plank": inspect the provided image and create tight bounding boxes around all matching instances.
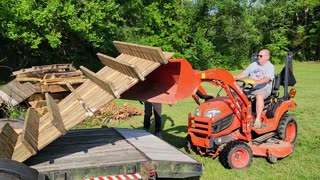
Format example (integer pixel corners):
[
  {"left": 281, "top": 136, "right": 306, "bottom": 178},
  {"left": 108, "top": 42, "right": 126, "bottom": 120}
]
[
  {"left": 0, "top": 90, "right": 19, "bottom": 106},
  {"left": 21, "top": 108, "right": 40, "bottom": 154},
  {"left": 80, "top": 66, "right": 120, "bottom": 98},
  {"left": 0, "top": 123, "right": 18, "bottom": 159},
  {"left": 12, "top": 138, "right": 34, "bottom": 162},
  {"left": 45, "top": 93, "right": 67, "bottom": 135},
  {"left": 12, "top": 64, "right": 74, "bottom": 76},
  {"left": 0, "top": 85, "right": 24, "bottom": 104},
  {"left": 15, "top": 76, "right": 42, "bottom": 82},
  {"left": 65, "top": 82, "right": 94, "bottom": 116},
  {"left": 20, "top": 82, "right": 36, "bottom": 95},
  {"left": 0, "top": 80, "right": 35, "bottom": 106},
  {"left": 40, "top": 84, "right": 69, "bottom": 93},
  {"left": 97, "top": 53, "right": 145, "bottom": 81},
  {"left": 116, "top": 54, "right": 161, "bottom": 77},
  {"left": 11, "top": 108, "right": 40, "bottom": 162},
  {"left": 113, "top": 41, "right": 169, "bottom": 64}
]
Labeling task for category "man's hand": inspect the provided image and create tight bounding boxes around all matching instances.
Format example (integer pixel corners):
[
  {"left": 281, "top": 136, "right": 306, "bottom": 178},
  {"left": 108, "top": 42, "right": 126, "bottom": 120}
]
[{"left": 244, "top": 79, "right": 256, "bottom": 86}]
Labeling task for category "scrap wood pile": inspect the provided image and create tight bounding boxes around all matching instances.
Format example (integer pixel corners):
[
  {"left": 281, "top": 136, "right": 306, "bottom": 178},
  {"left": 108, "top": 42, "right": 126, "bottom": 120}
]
[
  {"left": 0, "top": 64, "right": 86, "bottom": 115},
  {"left": 0, "top": 41, "right": 174, "bottom": 162},
  {"left": 77, "top": 102, "right": 144, "bottom": 128},
  {"left": 13, "top": 64, "right": 84, "bottom": 93}
]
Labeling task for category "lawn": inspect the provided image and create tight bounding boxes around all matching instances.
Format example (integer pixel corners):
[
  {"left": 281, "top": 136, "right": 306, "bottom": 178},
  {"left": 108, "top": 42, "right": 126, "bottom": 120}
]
[{"left": 106, "top": 61, "right": 320, "bottom": 180}]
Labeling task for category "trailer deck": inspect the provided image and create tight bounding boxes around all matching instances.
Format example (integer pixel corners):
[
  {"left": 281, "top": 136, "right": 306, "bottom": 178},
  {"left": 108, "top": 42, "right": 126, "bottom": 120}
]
[{"left": 25, "top": 128, "right": 203, "bottom": 179}]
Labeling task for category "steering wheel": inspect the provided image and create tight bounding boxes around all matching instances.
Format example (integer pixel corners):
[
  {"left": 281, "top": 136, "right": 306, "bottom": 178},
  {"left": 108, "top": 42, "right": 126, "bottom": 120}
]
[{"left": 236, "top": 79, "right": 254, "bottom": 90}]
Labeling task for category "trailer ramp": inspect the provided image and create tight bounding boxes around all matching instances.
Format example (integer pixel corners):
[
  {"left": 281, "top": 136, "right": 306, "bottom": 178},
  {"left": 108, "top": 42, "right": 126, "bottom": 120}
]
[{"left": 25, "top": 128, "right": 203, "bottom": 179}]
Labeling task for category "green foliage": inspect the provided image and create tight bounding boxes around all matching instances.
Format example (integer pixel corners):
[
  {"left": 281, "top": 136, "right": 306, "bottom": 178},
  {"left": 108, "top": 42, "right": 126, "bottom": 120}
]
[
  {"left": 0, "top": 0, "right": 320, "bottom": 80},
  {"left": 0, "top": 105, "right": 26, "bottom": 119}
]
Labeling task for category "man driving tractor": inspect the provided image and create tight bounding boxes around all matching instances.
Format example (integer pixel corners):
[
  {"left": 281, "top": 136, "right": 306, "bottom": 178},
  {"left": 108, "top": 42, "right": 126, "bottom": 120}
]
[{"left": 235, "top": 49, "right": 275, "bottom": 128}]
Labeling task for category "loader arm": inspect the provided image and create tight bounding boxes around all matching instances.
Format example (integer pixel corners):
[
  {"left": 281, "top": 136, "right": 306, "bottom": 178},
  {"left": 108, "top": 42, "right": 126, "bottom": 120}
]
[{"left": 194, "top": 69, "right": 254, "bottom": 138}]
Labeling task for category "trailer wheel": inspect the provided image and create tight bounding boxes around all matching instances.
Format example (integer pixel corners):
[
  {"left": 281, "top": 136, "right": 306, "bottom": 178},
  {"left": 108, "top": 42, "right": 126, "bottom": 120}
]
[
  {"left": 219, "top": 141, "right": 252, "bottom": 169},
  {"left": 0, "top": 159, "right": 39, "bottom": 180},
  {"left": 277, "top": 114, "right": 297, "bottom": 144},
  {"left": 185, "top": 135, "right": 197, "bottom": 154}
]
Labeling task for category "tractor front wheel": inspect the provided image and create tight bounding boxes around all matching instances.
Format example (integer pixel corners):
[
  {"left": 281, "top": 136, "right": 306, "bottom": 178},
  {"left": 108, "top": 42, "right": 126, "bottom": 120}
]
[
  {"left": 219, "top": 140, "right": 253, "bottom": 169},
  {"left": 277, "top": 114, "right": 298, "bottom": 144},
  {"left": 185, "top": 135, "right": 197, "bottom": 154}
]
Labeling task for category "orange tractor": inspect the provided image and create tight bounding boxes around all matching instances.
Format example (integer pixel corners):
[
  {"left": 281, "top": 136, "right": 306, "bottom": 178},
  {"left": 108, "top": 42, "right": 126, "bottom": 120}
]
[
  {"left": 124, "top": 52, "right": 297, "bottom": 169},
  {"left": 185, "top": 52, "right": 297, "bottom": 169}
]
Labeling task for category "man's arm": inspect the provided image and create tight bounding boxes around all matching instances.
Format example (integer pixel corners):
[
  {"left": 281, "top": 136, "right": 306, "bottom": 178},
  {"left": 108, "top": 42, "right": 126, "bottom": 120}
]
[
  {"left": 254, "top": 77, "right": 271, "bottom": 85},
  {"left": 234, "top": 72, "right": 247, "bottom": 80}
]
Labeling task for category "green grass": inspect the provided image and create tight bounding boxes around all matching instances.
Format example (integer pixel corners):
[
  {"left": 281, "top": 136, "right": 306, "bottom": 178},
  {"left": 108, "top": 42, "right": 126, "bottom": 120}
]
[{"left": 104, "top": 61, "right": 320, "bottom": 180}]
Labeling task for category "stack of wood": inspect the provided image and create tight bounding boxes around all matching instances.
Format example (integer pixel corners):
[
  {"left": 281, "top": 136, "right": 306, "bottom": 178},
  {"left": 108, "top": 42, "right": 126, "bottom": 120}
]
[
  {"left": 0, "top": 41, "right": 174, "bottom": 162},
  {"left": 12, "top": 64, "right": 86, "bottom": 115}
]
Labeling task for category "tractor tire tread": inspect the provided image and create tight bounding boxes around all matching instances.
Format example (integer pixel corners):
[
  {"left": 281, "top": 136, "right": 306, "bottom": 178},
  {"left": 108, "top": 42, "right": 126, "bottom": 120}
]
[
  {"left": 276, "top": 114, "right": 297, "bottom": 144},
  {"left": 219, "top": 140, "right": 252, "bottom": 169},
  {"left": 0, "top": 159, "right": 39, "bottom": 180},
  {"left": 185, "top": 135, "right": 197, "bottom": 154}
]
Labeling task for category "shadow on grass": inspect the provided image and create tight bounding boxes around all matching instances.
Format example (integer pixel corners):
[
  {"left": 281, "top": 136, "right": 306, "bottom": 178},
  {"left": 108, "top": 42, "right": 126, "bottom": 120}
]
[{"left": 129, "top": 114, "right": 188, "bottom": 149}]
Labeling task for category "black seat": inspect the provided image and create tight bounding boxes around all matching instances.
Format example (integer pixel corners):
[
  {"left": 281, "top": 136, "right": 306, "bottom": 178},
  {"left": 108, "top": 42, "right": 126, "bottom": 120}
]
[
  {"left": 264, "top": 74, "right": 281, "bottom": 104},
  {"left": 250, "top": 74, "right": 281, "bottom": 113}
]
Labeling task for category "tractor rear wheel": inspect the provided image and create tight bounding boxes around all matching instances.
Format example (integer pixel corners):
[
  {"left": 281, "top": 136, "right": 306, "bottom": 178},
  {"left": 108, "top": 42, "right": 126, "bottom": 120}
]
[
  {"left": 0, "top": 159, "right": 39, "bottom": 180},
  {"left": 219, "top": 140, "right": 252, "bottom": 169},
  {"left": 277, "top": 114, "right": 297, "bottom": 144},
  {"left": 185, "top": 135, "right": 197, "bottom": 154}
]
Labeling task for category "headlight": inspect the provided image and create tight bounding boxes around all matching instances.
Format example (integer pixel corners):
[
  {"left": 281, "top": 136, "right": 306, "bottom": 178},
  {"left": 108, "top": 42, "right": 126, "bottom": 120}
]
[
  {"left": 205, "top": 109, "right": 221, "bottom": 118},
  {"left": 195, "top": 107, "right": 201, "bottom": 116}
]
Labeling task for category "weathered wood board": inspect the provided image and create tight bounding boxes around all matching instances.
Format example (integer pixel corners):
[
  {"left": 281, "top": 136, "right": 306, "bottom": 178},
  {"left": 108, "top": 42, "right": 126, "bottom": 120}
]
[
  {"left": 0, "top": 123, "right": 18, "bottom": 159},
  {"left": 0, "top": 80, "right": 36, "bottom": 106}
]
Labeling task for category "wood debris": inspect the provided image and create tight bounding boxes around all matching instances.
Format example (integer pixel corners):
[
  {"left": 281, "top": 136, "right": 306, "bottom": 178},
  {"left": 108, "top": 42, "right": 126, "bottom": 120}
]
[
  {"left": 10, "top": 64, "right": 86, "bottom": 115},
  {"left": 79, "top": 102, "right": 144, "bottom": 127}
]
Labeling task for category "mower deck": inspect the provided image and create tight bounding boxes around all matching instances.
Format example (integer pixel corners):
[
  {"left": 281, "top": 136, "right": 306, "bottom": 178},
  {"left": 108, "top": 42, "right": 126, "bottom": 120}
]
[{"left": 250, "top": 138, "right": 294, "bottom": 158}]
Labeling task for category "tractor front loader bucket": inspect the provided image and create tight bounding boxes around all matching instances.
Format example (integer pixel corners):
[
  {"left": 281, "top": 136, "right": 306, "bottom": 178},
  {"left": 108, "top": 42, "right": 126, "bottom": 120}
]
[{"left": 121, "top": 59, "right": 200, "bottom": 104}]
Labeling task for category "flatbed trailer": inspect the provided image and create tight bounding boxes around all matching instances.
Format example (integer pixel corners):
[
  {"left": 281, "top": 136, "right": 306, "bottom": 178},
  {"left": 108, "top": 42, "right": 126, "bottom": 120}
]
[{"left": 22, "top": 128, "right": 202, "bottom": 179}]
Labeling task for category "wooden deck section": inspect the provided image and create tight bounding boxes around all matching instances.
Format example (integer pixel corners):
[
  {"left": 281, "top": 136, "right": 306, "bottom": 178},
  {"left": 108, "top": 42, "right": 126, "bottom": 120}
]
[
  {"left": 0, "top": 80, "right": 36, "bottom": 106},
  {"left": 0, "top": 41, "right": 175, "bottom": 162},
  {"left": 25, "top": 128, "right": 202, "bottom": 179},
  {"left": 0, "top": 123, "right": 18, "bottom": 159}
]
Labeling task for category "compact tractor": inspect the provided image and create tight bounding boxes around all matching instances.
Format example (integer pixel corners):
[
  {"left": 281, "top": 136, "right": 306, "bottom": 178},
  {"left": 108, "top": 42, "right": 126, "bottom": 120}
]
[
  {"left": 121, "top": 49, "right": 297, "bottom": 169},
  {"left": 184, "top": 52, "right": 297, "bottom": 169}
]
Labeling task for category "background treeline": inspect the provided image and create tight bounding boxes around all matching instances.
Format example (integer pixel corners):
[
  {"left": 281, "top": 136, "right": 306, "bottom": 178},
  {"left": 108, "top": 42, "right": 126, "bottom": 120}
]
[{"left": 1, "top": 0, "right": 319, "bottom": 80}]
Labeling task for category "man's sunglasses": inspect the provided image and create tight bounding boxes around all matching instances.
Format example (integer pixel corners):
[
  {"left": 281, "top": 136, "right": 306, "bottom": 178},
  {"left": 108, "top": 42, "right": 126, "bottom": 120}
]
[{"left": 257, "top": 55, "right": 263, "bottom": 58}]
